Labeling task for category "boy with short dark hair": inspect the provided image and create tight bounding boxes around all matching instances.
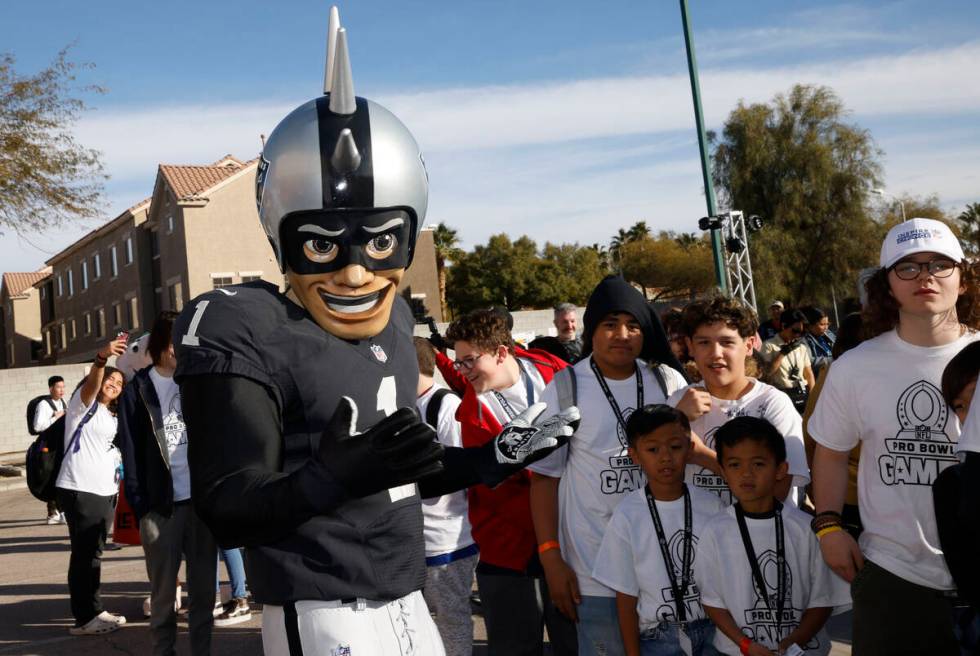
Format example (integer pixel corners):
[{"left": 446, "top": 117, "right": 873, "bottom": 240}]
[
  {"left": 593, "top": 404, "right": 724, "bottom": 656},
  {"left": 696, "top": 417, "right": 848, "bottom": 656},
  {"left": 669, "top": 297, "right": 809, "bottom": 505}
]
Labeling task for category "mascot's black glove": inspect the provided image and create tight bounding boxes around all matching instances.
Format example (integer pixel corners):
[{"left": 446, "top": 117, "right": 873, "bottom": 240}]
[
  {"left": 317, "top": 396, "right": 444, "bottom": 499},
  {"left": 493, "top": 402, "right": 581, "bottom": 466}
]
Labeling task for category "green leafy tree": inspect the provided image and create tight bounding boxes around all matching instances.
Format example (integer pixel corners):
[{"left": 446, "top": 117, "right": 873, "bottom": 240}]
[
  {"left": 957, "top": 202, "right": 980, "bottom": 255},
  {"left": 0, "top": 48, "right": 106, "bottom": 235},
  {"left": 711, "top": 84, "right": 883, "bottom": 307},
  {"left": 619, "top": 234, "right": 715, "bottom": 301}
]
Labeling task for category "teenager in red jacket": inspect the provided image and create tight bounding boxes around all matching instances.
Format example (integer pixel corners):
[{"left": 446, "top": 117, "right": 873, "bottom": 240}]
[{"left": 437, "top": 309, "right": 577, "bottom": 656}]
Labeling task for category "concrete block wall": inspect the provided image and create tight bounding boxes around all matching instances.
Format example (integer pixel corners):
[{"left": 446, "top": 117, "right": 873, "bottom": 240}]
[
  {"left": 0, "top": 362, "right": 91, "bottom": 457},
  {"left": 413, "top": 307, "right": 585, "bottom": 347}
]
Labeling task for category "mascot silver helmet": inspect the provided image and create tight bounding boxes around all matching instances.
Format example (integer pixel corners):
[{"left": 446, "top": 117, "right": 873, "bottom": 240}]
[{"left": 257, "top": 6, "right": 429, "bottom": 272}]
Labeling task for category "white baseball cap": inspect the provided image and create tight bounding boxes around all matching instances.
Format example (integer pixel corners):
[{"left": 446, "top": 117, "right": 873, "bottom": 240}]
[{"left": 879, "top": 218, "right": 965, "bottom": 269}]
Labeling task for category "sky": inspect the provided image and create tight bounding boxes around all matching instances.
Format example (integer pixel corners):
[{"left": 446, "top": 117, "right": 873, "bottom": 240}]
[{"left": 2, "top": 0, "right": 979, "bottom": 273}]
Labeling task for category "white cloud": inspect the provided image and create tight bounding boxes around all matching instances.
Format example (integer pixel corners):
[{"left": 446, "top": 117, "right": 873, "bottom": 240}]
[{"left": 4, "top": 40, "right": 975, "bottom": 274}]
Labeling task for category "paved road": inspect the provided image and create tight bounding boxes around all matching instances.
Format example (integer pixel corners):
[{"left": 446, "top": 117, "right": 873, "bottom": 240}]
[{"left": 0, "top": 483, "right": 850, "bottom": 655}]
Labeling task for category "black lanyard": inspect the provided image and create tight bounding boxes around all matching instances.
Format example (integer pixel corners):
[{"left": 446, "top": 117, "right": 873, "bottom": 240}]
[
  {"left": 645, "top": 484, "right": 693, "bottom": 623},
  {"left": 493, "top": 359, "right": 535, "bottom": 421},
  {"left": 734, "top": 501, "right": 786, "bottom": 644},
  {"left": 589, "top": 356, "right": 643, "bottom": 433}
]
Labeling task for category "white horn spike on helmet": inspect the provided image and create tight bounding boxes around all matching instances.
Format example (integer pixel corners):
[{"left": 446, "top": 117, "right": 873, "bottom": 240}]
[
  {"left": 323, "top": 5, "right": 341, "bottom": 94},
  {"left": 328, "top": 28, "right": 356, "bottom": 115},
  {"left": 330, "top": 128, "right": 362, "bottom": 174}
]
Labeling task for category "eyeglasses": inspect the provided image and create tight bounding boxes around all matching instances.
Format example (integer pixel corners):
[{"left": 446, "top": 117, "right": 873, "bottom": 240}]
[
  {"left": 452, "top": 353, "right": 485, "bottom": 371},
  {"left": 891, "top": 259, "right": 959, "bottom": 281}
]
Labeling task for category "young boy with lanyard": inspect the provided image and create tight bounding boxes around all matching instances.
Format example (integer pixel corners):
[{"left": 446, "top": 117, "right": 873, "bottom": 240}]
[
  {"left": 592, "top": 404, "right": 724, "bottom": 656},
  {"left": 669, "top": 297, "right": 809, "bottom": 506},
  {"left": 529, "top": 275, "right": 691, "bottom": 656},
  {"left": 810, "top": 218, "right": 980, "bottom": 655},
  {"left": 696, "top": 417, "right": 849, "bottom": 656}
]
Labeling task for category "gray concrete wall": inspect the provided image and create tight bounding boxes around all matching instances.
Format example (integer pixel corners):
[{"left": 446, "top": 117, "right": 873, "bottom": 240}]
[
  {"left": 414, "top": 307, "right": 585, "bottom": 346},
  {"left": 0, "top": 362, "right": 91, "bottom": 456}
]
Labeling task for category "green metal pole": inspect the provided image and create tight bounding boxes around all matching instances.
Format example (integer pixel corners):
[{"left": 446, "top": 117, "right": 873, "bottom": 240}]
[{"left": 679, "top": 0, "right": 728, "bottom": 294}]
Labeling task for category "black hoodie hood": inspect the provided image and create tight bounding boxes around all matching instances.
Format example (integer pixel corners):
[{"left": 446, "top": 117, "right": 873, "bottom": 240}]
[{"left": 581, "top": 275, "right": 685, "bottom": 377}]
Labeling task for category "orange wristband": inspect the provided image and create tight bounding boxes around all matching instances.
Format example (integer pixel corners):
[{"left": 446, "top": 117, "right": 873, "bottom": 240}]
[
  {"left": 739, "top": 636, "right": 752, "bottom": 655},
  {"left": 537, "top": 540, "right": 560, "bottom": 555}
]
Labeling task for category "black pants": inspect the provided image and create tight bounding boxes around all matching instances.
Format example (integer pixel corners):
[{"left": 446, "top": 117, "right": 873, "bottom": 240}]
[{"left": 57, "top": 488, "right": 116, "bottom": 625}]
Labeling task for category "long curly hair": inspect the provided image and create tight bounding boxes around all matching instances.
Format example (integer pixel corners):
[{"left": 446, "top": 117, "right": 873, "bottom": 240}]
[{"left": 862, "top": 260, "right": 980, "bottom": 339}]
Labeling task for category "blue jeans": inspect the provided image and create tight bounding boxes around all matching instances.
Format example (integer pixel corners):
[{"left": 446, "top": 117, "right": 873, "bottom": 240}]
[
  {"left": 216, "top": 547, "right": 247, "bottom": 599},
  {"left": 577, "top": 595, "right": 624, "bottom": 656},
  {"left": 640, "top": 618, "right": 719, "bottom": 656}
]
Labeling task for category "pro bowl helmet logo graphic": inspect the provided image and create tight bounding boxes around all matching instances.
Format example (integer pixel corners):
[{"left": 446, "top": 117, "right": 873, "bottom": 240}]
[
  {"left": 880, "top": 380, "right": 957, "bottom": 486},
  {"left": 614, "top": 406, "right": 636, "bottom": 449},
  {"left": 741, "top": 549, "right": 808, "bottom": 649},
  {"left": 654, "top": 530, "right": 703, "bottom": 622}
]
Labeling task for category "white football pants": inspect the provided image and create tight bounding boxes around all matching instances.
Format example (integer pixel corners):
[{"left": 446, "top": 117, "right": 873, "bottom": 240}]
[{"left": 262, "top": 590, "right": 447, "bottom": 656}]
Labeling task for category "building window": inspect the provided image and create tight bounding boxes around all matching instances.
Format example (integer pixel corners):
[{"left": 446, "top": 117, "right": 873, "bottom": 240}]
[
  {"left": 45, "top": 329, "right": 52, "bottom": 355},
  {"left": 60, "top": 323, "right": 67, "bottom": 350},
  {"left": 167, "top": 215, "right": 175, "bottom": 233},
  {"left": 81, "top": 261, "right": 89, "bottom": 290},
  {"left": 113, "top": 303, "right": 122, "bottom": 328},
  {"left": 150, "top": 230, "right": 160, "bottom": 259},
  {"left": 125, "top": 236, "right": 134, "bottom": 265},
  {"left": 211, "top": 276, "right": 234, "bottom": 289},
  {"left": 168, "top": 280, "right": 183, "bottom": 311},
  {"left": 93, "top": 253, "right": 101, "bottom": 279},
  {"left": 69, "top": 318, "right": 77, "bottom": 341},
  {"left": 8, "top": 341, "right": 13, "bottom": 366},
  {"left": 110, "top": 246, "right": 119, "bottom": 277},
  {"left": 127, "top": 297, "right": 139, "bottom": 330},
  {"left": 96, "top": 308, "right": 105, "bottom": 339},
  {"left": 40, "top": 286, "right": 45, "bottom": 300},
  {"left": 240, "top": 271, "right": 263, "bottom": 283},
  {"left": 84, "top": 312, "right": 92, "bottom": 335},
  {"left": 57, "top": 274, "right": 63, "bottom": 296},
  {"left": 67, "top": 269, "right": 74, "bottom": 296}
]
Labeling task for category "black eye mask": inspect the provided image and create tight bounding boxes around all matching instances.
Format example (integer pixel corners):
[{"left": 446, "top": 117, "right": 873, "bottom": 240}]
[{"left": 281, "top": 209, "right": 414, "bottom": 275}]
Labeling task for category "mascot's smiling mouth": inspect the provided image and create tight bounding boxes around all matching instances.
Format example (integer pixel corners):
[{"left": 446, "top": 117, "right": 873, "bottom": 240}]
[{"left": 318, "top": 287, "right": 386, "bottom": 314}]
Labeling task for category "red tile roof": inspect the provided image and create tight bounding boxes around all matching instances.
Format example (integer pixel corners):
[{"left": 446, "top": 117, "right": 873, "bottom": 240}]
[
  {"left": 159, "top": 156, "right": 255, "bottom": 201},
  {"left": 2, "top": 271, "right": 49, "bottom": 298}
]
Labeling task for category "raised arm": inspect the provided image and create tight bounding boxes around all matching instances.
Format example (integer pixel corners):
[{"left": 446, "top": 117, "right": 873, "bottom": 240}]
[{"left": 80, "top": 336, "right": 127, "bottom": 406}]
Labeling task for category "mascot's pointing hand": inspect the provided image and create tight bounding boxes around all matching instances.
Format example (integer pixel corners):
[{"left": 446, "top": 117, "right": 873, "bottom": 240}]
[
  {"left": 494, "top": 402, "right": 581, "bottom": 466},
  {"left": 318, "top": 397, "right": 444, "bottom": 499}
]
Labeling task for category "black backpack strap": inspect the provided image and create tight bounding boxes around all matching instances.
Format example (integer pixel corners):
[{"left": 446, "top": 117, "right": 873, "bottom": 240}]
[
  {"left": 45, "top": 397, "right": 57, "bottom": 412},
  {"left": 651, "top": 363, "right": 669, "bottom": 399},
  {"left": 425, "top": 388, "right": 455, "bottom": 429}
]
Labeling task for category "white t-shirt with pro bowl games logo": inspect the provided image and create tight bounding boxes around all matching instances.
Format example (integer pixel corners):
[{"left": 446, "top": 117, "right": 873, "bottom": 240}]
[
  {"left": 529, "top": 357, "right": 687, "bottom": 597},
  {"left": 809, "top": 328, "right": 980, "bottom": 589}
]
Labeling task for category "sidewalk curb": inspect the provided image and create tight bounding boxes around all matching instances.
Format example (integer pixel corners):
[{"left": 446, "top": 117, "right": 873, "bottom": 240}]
[{"left": 0, "top": 479, "right": 27, "bottom": 493}]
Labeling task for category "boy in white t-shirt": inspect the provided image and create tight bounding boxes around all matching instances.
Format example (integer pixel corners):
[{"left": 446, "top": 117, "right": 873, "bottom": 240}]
[
  {"left": 696, "top": 417, "right": 849, "bottom": 656},
  {"left": 810, "top": 218, "right": 979, "bottom": 654},
  {"left": 593, "top": 404, "right": 724, "bottom": 656},
  {"left": 669, "top": 297, "right": 809, "bottom": 505},
  {"left": 414, "top": 337, "right": 477, "bottom": 656}
]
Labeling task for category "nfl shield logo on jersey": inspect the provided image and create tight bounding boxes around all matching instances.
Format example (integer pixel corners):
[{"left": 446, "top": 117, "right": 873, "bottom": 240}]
[{"left": 370, "top": 344, "right": 388, "bottom": 363}]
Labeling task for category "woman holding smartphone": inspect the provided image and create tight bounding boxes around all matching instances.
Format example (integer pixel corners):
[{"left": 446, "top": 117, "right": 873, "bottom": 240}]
[{"left": 56, "top": 334, "right": 129, "bottom": 635}]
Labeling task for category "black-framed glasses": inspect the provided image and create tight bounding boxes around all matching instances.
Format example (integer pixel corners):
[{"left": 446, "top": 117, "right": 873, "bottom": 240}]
[
  {"left": 452, "top": 353, "right": 485, "bottom": 371},
  {"left": 891, "top": 259, "right": 959, "bottom": 281}
]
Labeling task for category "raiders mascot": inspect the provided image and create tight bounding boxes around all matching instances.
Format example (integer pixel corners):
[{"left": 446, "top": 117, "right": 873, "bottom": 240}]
[{"left": 173, "top": 8, "right": 579, "bottom": 655}]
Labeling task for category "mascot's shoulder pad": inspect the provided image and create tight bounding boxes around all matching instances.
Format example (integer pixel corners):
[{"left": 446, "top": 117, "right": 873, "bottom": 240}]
[{"left": 173, "top": 281, "right": 289, "bottom": 385}]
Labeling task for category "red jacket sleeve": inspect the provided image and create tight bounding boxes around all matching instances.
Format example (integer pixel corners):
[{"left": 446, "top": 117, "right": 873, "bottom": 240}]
[{"left": 435, "top": 351, "right": 468, "bottom": 395}]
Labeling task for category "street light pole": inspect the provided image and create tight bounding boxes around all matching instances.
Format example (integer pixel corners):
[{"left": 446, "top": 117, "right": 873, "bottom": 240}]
[
  {"left": 872, "top": 188, "right": 907, "bottom": 222},
  {"left": 679, "top": 0, "right": 727, "bottom": 294}
]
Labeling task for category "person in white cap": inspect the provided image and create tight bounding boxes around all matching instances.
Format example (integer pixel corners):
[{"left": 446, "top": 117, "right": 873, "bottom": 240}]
[
  {"left": 809, "top": 217, "right": 980, "bottom": 655},
  {"left": 759, "top": 300, "right": 785, "bottom": 341}
]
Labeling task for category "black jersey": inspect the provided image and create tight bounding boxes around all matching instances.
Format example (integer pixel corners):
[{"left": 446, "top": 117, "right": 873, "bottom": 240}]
[{"left": 173, "top": 281, "right": 424, "bottom": 604}]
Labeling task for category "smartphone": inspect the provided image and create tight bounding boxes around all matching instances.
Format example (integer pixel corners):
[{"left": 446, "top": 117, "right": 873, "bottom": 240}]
[{"left": 116, "top": 331, "right": 129, "bottom": 343}]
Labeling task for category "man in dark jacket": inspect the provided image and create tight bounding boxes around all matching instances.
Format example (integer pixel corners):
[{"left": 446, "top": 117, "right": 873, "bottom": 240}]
[{"left": 118, "top": 311, "right": 217, "bottom": 656}]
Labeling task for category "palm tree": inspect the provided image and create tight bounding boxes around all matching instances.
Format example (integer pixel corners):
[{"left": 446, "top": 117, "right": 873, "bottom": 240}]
[
  {"left": 609, "top": 228, "right": 631, "bottom": 269},
  {"left": 958, "top": 202, "right": 980, "bottom": 255},
  {"left": 627, "top": 221, "right": 651, "bottom": 241},
  {"left": 432, "top": 222, "right": 462, "bottom": 319},
  {"left": 589, "top": 243, "right": 611, "bottom": 272}
]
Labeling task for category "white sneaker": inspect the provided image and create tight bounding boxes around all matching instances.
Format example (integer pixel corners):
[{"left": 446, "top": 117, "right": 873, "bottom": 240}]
[
  {"left": 214, "top": 598, "right": 251, "bottom": 627},
  {"left": 46, "top": 514, "right": 60, "bottom": 525},
  {"left": 58, "top": 512, "right": 67, "bottom": 524},
  {"left": 69, "top": 612, "right": 123, "bottom": 635},
  {"left": 143, "top": 587, "right": 182, "bottom": 618}
]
